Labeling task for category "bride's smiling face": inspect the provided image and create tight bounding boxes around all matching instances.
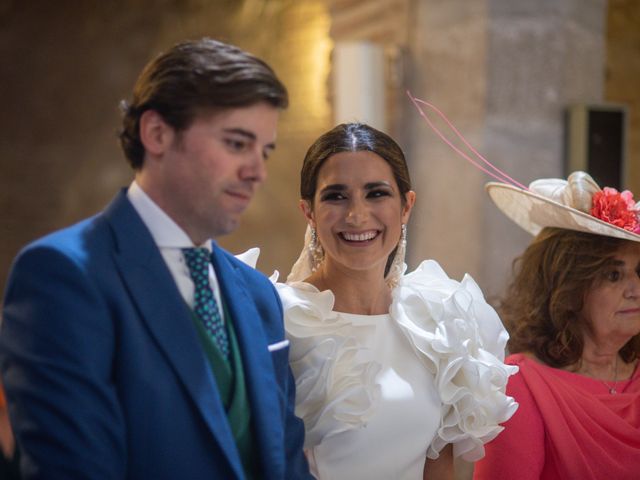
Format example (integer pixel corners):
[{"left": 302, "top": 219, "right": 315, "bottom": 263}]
[{"left": 302, "top": 150, "right": 415, "bottom": 275}]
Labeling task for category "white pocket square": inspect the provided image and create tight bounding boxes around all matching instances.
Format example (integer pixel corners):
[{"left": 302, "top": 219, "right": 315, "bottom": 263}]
[{"left": 267, "top": 339, "right": 290, "bottom": 352}]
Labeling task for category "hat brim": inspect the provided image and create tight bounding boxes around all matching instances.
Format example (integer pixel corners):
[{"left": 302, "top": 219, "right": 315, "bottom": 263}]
[{"left": 486, "top": 182, "right": 640, "bottom": 243}]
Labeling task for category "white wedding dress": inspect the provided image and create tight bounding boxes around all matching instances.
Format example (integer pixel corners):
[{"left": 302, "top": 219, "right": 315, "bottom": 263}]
[{"left": 275, "top": 260, "right": 518, "bottom": 480}]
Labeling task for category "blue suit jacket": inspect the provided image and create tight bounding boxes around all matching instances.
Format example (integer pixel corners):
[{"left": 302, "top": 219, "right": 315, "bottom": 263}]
[{"left": 0, "top": 191, "right": 310, "bottom": 479}]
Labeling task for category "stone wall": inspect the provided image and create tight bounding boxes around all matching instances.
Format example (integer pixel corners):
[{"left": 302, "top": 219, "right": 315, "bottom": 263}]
[
  {"left": 606, "top": 0, "right": 640, "bottom": 191},
  {"left": 403, "top": 0, "right": 640, "bottom": 301},
  {"left": 1, "top": 0, "right": 638, "bottom": 299}
]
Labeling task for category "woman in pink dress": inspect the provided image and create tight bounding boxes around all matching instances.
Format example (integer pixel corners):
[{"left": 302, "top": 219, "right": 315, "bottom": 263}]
[{"left": 474, "top": 172, "right": 640, "bottom": 480}]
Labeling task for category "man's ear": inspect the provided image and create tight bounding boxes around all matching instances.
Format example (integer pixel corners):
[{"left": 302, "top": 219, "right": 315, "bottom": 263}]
[
  {"left": 139, "top": 110, "right": 174, "bottom": 157},
  {"left": 299, "top": 199, "right": 315, "bottom": 228}
]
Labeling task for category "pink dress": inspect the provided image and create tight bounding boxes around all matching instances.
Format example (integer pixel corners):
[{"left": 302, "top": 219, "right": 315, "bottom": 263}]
[{"left": 474, "top": 353, "right": 640, "bottom": 480}]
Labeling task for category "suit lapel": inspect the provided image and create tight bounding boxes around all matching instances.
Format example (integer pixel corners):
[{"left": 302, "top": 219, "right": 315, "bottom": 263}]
[
  {"left": 210, "top": 245, "right": 285, "bottom": 479},
  {"left": 103, "top": 191, "right": 245, "bottom": 479}
]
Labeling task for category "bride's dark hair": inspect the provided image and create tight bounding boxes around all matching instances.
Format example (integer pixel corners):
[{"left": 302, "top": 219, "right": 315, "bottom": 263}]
[{"left": 300, "top": 123, "right": 412, "bottom": 205}]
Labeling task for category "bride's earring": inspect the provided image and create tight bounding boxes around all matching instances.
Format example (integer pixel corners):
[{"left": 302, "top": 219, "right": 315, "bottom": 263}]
[
  {"left": 310, "top": 227, "right": 325, "bottom": 272},
  {"left": 385, "top": 224, "right": 407, "bottom": 288}
]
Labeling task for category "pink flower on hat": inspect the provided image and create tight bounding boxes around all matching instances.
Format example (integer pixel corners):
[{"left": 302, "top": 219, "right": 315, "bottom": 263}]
[{"left": 591, "top": 187, "right": 640, "bottom": 232}]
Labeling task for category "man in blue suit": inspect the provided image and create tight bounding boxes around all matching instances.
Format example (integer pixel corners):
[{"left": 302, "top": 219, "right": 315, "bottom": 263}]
[{"left": 0, "top": 38, "right": 310, "bottom": 479}]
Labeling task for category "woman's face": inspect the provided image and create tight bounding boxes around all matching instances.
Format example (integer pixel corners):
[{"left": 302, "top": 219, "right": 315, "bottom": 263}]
[
  {"left": 581, "top": 242, "right": 640, "bottom": 349},
  {"left": 301, "top": 150, "right": 415, "bottom": 276}
]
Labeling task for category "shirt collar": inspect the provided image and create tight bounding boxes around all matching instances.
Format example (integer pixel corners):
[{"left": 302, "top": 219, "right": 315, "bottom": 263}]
[{"left": 127, "top": 181, "right": 212, "bottom": 251}]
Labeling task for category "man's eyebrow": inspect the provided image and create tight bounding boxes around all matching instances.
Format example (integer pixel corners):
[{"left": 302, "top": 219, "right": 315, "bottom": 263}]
[
  {"left": 222, "top": 128, "right": 257, "bottom": 140},
  {"left": 222, "top": 128, "right": 276, "bottom": 151}
]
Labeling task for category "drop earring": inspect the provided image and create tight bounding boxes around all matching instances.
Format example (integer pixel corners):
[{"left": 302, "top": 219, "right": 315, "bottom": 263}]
[
  {"left": 309, "top": 227, "right": 325, "bottom": 272},
  {"left": 385, "top": 224, "right": 407, "bottom": 288}
]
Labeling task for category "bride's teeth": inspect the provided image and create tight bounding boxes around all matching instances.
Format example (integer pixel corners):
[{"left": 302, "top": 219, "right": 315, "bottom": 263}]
[{"left": 343, "top": 231, "right": 376, "bottom": 241}]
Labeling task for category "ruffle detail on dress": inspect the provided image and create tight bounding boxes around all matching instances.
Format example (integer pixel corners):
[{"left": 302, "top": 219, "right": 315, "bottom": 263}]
[
  {"left": 276, "top": 282, "right": 382, "bottom": 448},
  {"left": 390, "top": 260, "right": 519, "bottom": 462}
]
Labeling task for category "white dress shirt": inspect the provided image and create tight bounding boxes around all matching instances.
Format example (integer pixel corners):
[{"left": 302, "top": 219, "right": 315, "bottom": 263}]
[{"left": 127, "top": 181, "right": 225, "bottom": 321}]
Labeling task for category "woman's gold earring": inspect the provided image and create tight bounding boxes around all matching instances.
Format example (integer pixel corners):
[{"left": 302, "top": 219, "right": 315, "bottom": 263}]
[{"left": 310, "top": 228, "right": 325, "bottom": 271}]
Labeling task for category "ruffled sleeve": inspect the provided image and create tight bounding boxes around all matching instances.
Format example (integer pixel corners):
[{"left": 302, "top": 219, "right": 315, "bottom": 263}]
[
  {"left": 276, "top": 282, "right": 382, "bottom": 448},
  {"left": 391, "top": 260, "right": 519, "bottom": 462}
]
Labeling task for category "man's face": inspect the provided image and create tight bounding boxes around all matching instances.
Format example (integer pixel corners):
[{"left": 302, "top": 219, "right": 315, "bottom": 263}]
[{"left": 149, "top": 102, "right": 279, "bottom": 244}]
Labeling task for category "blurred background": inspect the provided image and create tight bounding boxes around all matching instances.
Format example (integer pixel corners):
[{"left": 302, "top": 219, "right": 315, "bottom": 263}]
[{"left": 1, "top": 0, "right": 639, "bottom": 302}]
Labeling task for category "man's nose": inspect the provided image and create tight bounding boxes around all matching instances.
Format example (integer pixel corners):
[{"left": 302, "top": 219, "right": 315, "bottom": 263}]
[{"left": 241, "top": 149, "right": 267, "bottom": 184}]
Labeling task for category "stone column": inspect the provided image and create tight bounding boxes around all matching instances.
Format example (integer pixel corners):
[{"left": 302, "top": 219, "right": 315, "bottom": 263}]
[{"left": 404, "top": 0, "right": 608, "bottom": 299}]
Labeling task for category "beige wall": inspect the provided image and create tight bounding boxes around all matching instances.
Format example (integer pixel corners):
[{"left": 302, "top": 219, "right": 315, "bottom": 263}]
[{"left": 1, "top": 0, "right": 639, "bottom": 298}]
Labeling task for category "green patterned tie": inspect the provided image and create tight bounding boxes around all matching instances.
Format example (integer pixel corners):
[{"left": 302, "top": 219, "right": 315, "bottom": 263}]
[{"left": 182, "top": 248, "right": 229, "bottom": 358}]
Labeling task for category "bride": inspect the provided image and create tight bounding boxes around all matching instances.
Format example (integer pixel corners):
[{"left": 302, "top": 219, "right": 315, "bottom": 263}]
[{"left": 275, "top": 123, "right": 517, "bottom": 479}]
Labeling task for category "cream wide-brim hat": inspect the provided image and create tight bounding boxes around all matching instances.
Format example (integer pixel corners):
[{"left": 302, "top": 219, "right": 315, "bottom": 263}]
[{"left": 486, "top": 171, "right": 640, "bottom": 243}]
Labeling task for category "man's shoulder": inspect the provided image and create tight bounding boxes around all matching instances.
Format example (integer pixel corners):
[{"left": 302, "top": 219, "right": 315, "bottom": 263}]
[
  {"left": 18, "top": 191, "right": 137, "bottom": 263},
  {"left": 3, "top": 211, "right": 116, "bottom": 302},
  {"left": 21, "top": 213, "right": 106, "bottom": 257}
]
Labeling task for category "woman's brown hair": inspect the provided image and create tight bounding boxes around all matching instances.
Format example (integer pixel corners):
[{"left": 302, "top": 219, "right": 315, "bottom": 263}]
[
  {"left": 300, "top": 123, "right": 411, "bottom": 205},
  {"left": 502, "top": 227, "right": 640, "bottom": 367}
]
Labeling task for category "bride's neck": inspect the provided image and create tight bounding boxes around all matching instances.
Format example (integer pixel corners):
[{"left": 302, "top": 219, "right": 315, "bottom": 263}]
[{"left": 306, "top": 264, "right": 391, "bottom": 315}]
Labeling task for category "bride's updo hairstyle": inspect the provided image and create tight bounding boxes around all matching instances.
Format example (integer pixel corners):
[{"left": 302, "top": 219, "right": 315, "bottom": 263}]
[{"left": 300, "top": 123, "right": 412, "bottom": 206}]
